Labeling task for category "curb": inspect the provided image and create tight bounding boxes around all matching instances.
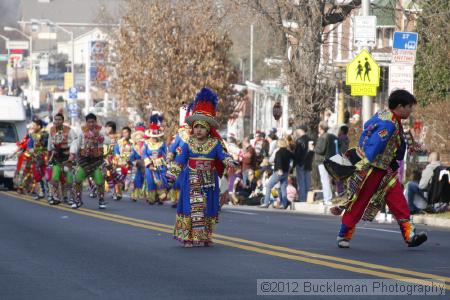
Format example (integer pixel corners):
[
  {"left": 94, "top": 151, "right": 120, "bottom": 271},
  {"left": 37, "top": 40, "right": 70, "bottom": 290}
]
[{"left": 223, "top": 202, "right": 450, "bottom": 229}]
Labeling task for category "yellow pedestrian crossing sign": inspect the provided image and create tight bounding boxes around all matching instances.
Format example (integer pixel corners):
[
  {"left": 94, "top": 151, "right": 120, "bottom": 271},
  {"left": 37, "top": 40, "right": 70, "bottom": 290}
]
[{"left": 346, "top": 49, "right": 380, "bottom": 96}]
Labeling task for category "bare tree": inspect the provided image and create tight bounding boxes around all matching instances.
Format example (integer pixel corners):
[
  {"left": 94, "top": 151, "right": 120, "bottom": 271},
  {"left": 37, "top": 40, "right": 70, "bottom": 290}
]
[
  {"left": 110, "top": 0, "right": 238, "bottom": 138},
  {"left": 232, "top": 0, "right": 361, "bottom": 129}
]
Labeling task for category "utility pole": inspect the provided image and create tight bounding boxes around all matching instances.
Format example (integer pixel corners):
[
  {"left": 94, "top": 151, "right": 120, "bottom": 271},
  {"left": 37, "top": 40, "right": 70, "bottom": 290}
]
[
  {"left": 361, "top": 0, "right": 372, "bottom": 125},
  {"left": 250, "top": 24, "right": 254, "bottom": 82}
]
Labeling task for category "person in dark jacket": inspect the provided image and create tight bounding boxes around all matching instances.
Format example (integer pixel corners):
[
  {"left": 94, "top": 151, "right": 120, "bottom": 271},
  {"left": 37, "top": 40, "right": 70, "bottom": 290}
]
[
  {"left": 294, "top": 125, "right": 314, "bottom": 202},
  {"left": 260, "top": 138, "right": 294, "bottom": 209},
  {"left": 314, "top": 121, "right": 338, "bottom": 204}
]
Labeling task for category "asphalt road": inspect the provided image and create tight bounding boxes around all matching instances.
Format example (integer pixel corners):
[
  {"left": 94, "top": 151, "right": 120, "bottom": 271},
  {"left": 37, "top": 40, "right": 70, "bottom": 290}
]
[{"left": 1, "top": 191, "right": 449, "bottom": 300}]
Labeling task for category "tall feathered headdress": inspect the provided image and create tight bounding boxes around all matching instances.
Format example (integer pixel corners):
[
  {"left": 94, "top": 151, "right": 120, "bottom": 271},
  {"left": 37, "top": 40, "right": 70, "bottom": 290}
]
[{"left": 186, "top": 87, "right": 219, "bottom": 128}]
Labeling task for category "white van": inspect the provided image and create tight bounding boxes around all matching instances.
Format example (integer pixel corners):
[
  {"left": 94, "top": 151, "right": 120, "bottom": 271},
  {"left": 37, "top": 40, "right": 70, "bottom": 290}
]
[{"left": 0, "top": 96, "right": 28, "bottom": 189}]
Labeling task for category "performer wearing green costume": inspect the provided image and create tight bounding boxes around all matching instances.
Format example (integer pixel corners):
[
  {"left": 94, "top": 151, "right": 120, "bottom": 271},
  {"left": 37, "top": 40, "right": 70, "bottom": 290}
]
[
  {"left": 69, "top": 113, "right": 109, "bottom": 209},
  {"left": 47, "top": 113, "right": 77, "bottom": 205}
]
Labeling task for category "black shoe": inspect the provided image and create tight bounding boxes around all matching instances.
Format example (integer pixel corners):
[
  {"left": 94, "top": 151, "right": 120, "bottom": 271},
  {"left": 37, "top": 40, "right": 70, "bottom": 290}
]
[
  {"left": 171, "top": 203, "right": 177, "bottom": 208},
  {"left": 99, "top": 201, "right": 106, "bottom": 209},
  {"left": 408, "top": 232, "right": 427, "bottom": 247},
  {"left": 71, "top": 201, "right": 83, "bottom": 209},
  {"left": 157, "top": 201, "right": 163, "bottom": 205}
]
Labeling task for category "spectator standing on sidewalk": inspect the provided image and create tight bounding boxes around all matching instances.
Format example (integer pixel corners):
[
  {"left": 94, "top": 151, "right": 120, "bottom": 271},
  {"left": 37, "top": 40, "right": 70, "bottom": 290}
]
[
  {"left": 294, "top": 125, "right": 314, "bottom": 202},
  {"left": 260, "top": 138, "right": 294, "bottom": 209},
  {"left": 241, "top": 138, "right": 256, "bottom": 184},
  {"left": 314, "top": 121, "right": 338, "bottom": 205}
]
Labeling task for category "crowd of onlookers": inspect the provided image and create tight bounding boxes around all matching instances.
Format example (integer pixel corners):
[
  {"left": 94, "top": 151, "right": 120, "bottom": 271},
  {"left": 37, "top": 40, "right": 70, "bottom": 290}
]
[
  {"left": 221, "top": 120, "right": 351, "bottom": 210},
  {"left": 222, "top": 121, "right": 449, "bottom": 216}
]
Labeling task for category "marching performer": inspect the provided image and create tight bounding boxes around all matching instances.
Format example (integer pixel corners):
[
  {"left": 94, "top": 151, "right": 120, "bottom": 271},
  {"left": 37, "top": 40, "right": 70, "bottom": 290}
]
[
  {"left": 129, "top": 124, "right": 147, "bottom": 202},
  {"left": 13, "top": 130, "right": 32, "bottom": 194},
  {"left": 142, "top": 114, "right": 168, "bottom": 205},
  {"left": 331, "top": 90, "right": 427, "bottom": 248},
  {"left": 167, "top": 88, "right": 237, "bottom": 247},
  {"left": 70, "top": 113, "right": 108, "bottom": 209},
  {"left": 46, "top": 113, "right": 77, "bottom": 205},
  {"left": 112, "top": 126, "right": 134, "bottom": 200},
  {"left": 167, "top": 102, "right": 193, "bottom": 208},
  {"left": 103, "top": 121, "right": 121, "bottom": 200},
  {"left": 28, "top": 118, "right": 49, "bottom": 200}
]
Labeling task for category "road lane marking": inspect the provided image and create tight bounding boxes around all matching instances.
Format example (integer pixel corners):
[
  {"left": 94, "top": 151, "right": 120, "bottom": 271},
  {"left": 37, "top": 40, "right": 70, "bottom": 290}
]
[
  {"left": 225, "top": 210, "right": 258, "bottom": 215},
  {"left": 357, "top": 227, "right": 400, "bottom": 234},
  {"left": 2, "top": 191, "right": 449, "bottom": 289}
]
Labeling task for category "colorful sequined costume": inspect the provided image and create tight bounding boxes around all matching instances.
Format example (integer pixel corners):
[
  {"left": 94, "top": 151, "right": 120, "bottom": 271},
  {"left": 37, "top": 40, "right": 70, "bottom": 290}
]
[
  {"left": 336, "top": 109, "right": 426, "bottom": 247},
  {"left": 14, "top": 134, "right": 33, "bottom": 193},
  {"left": 129, "top": 139, "right": 146, "bottom": 201},
  {"left": 47, "top": 123, "right": 76, "bottom": 204},
  {"left": 113, "top": 137, "right": 133, "bottom": 198},
  {"left": 167, "top": 88, "right": 234, "bottom": 246},
  {"left": 28, "top": 128, "right": 49, "bottom": 198},
  {"left": 103, "top": 133, "right": 121, "bottom": 198},
  {"left": 168, "top": 126, "right": 191, "bottom": 206},
  {"left": 70, "top": 124, "right": 107, "bottom": 208},
  {"left": 143, "top": 139, "right": 168, "bottom": 204}
]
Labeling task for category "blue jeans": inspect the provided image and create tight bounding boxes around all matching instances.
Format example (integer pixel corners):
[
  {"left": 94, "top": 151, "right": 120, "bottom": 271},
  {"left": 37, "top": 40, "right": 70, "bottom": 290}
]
[
  {"left": 296, "top": 165, "right": 311, "bottom": 202},
  {"left": 264, "top": 172, "right": 288, "bottom": 207},
  {"left": 406, "top": 181, "right": 424, "bottom": 213}
]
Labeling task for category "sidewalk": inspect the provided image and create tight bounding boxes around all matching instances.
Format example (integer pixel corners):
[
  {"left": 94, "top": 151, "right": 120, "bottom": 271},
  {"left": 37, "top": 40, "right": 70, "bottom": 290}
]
[{"left": 223, "top": 201, "right": 450, "bottom": 229}]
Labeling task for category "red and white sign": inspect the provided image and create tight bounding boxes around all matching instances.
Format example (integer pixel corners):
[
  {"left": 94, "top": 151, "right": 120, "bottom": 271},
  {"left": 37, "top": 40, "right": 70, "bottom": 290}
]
[
  {"left": 392, "top": 48, "right": 416, "bottom": 64},
  {"left": 388, "top": 64, "right": 414, "bottom": 94}
]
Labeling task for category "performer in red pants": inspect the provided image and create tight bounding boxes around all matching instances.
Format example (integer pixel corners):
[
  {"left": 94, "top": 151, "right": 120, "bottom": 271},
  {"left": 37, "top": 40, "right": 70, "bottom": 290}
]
[{"left": 335, "top": 90, "right": 427, "bottom": 248}]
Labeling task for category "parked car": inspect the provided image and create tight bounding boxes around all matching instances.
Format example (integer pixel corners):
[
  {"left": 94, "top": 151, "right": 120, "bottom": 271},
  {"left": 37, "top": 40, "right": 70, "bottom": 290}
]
[{"left": 0, "top": 96, "right": 27, "bottom": 189}]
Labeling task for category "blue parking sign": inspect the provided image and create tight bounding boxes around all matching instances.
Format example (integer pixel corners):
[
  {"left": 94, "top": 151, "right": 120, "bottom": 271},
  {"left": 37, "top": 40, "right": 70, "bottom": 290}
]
[
  {"left": 393, "top": 32, "right": 418, "bottom": 50},
  {"left": 68, "top": 87, "right": 78, "bottom": 99}
]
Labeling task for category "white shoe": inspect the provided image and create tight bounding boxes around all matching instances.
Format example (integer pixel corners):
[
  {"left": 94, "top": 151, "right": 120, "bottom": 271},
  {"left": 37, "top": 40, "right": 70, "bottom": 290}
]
[
  {"left": 337, "top": 237, "right": 350, "bottom": 248},
  {"left": 99, "top": 203, "right": 106, "bottom": 209}
]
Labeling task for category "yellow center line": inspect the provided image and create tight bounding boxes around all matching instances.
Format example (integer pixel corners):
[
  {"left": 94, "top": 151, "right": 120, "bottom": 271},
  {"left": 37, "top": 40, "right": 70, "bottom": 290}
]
[{"left": 2, "top": 191, "right": 449, "bottom": 289}]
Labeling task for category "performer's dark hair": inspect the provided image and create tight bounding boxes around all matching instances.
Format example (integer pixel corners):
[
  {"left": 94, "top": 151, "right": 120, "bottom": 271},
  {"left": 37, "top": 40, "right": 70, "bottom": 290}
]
[
  {"left": 105, "top": 121, "right": 117, "bottom": 132},
  {"left": 122, "top": 126, "right": 131, "bottom": 133},
  {"left": 339, "top": 125, "right": 349, "bottom": 135},
  {"left": 388, "top": 90, "right": 417, "bottom": 109},
  {"left": 54, "top": 113, "right": 64, "bottom": 121},
  {"left": 85, "top": 113, "right": 97, "bottom": 121},
  {"left": 32, "top": 118, "right": 44, "bottom": 128}
]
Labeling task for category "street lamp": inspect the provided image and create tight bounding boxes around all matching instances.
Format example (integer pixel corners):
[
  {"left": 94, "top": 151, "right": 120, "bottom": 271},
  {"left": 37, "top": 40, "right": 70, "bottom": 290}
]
[
  {"left": 30, "top": 19, "right": 75, "bottom": 88},
  {"left": 4, "top": 26, "right": 33, "bottom": 103},
  {"left": 0, "top": 34, "right": 12, "bottom": 94}
]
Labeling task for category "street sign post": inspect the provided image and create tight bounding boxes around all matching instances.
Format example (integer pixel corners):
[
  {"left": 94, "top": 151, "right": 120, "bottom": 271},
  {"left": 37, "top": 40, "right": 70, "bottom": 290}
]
[
  {"left": 346, "top": 49, "right": 380, "bottom": 96},
  {"left": 354, "top": 16, "right": 377, "bottom": 47},
  {"left": 388, "top": 64, "right": 414, "bottom": 95},
  {"left": 393, "top": 32, "right": 418, "bottom": 50},
  {"left": 392, "top": 32, "right": 418, "bottom": 64}
]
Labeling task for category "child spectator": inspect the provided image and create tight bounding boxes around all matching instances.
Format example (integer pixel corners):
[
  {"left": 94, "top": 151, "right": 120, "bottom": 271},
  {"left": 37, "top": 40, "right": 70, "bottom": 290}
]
[{"left": 286, "top": 175, "right": 298, "bottom": 209}]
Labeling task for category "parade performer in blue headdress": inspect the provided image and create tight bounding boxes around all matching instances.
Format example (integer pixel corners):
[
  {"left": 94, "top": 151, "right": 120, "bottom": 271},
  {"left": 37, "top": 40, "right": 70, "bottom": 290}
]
[
  {"left": 143, "top": 114, "right": 168, "bottom": 204},
  {"left": 167, "top": 87, "right": 237, "bottom": 247},
  {"left": 328, "top": 90, "right": 427, "bottom": 249}
]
